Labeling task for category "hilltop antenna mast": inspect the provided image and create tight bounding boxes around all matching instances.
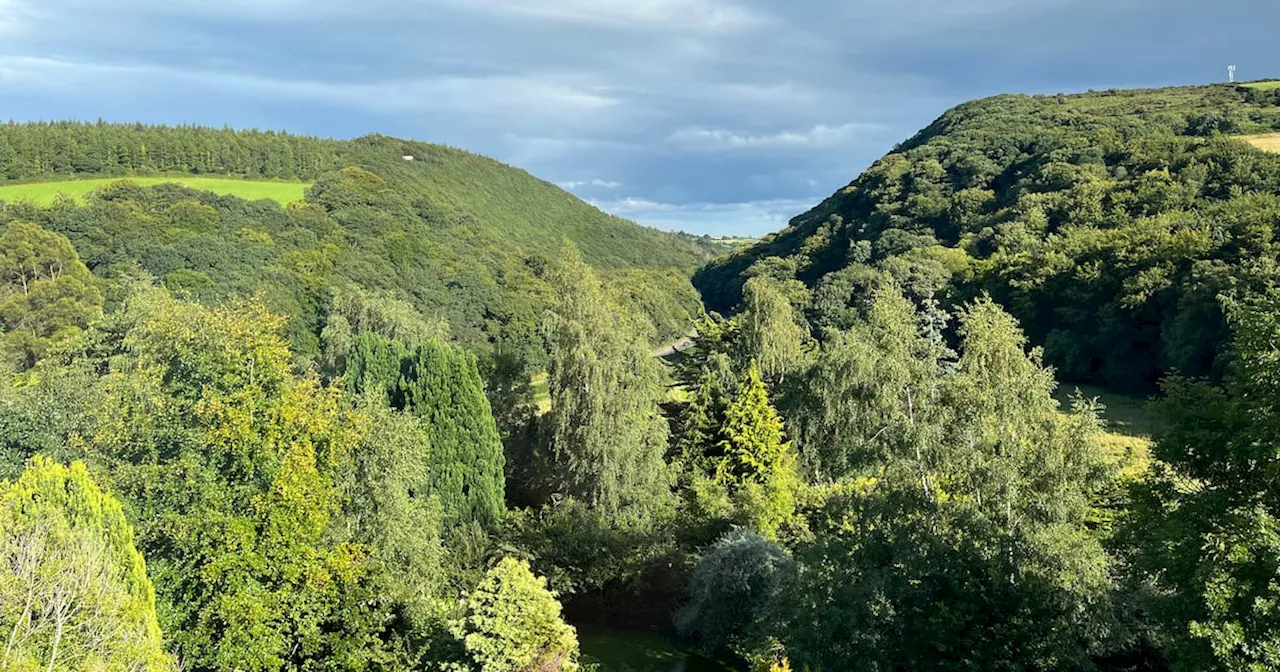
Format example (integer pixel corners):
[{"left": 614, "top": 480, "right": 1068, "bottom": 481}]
[{"left": 1229, "top": 64, "right": 1237, "bottom": 83}]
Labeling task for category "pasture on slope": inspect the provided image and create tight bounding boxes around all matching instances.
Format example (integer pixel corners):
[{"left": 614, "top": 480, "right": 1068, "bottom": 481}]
[{"left": 0, "top": 177, "right": 311, "bottom": 205}]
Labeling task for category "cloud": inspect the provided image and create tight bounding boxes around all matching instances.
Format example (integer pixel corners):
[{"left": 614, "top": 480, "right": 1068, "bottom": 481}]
[
  {"left": 666, "top": 122, "right": 886, "bottom": 152},
  {"left": 590, "top": 196, "right": 817, "bottom": 236},
  {"left": 0, "top": 0, "right": 31, "bottom": 35},
  {"left": 442, "top": 0, "right": 767, "bottom": 31},
  {"left": 561, "top": 179, "right": 622, "bottom": 190},
  {"left": 0, "top": 56, "right": 619, "bottom": 124}
]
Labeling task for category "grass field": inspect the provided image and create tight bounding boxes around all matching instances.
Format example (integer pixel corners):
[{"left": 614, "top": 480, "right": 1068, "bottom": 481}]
[
  {"left": 0, "top": 177, "right": 311, "bottom": 205},
  {"left": 1243, "top": 81, "right": 1280, "bottom": 91},
  {"left": 1239, "top": 133, "right": 1280, "bottom": 154},
  {"left": 1054, "top": 383, "right": 1156, "bottom": 478}
]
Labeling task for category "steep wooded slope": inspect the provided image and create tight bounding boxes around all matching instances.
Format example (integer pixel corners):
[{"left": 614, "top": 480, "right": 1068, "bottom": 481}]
[{"left": 696, "top": 83, "right": 1280, "bottom": 390}]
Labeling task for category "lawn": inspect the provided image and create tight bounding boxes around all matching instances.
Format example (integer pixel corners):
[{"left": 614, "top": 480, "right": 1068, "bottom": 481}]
[{"left": 0, "top": 177, "right": 311, "bottom": 205}]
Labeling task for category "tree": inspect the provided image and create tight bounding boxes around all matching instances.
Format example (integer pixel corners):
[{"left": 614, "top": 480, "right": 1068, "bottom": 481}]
[
  {"left": 63, "top": 288, "right": 378, "bottom": 672},
  {"left": 0, "top": 457, "right": 172, "bottom": 671},
  {"left": 676, "top": 528, "right": 793, "bottom": 658},
  {"left": 401, "top": 340, "right": 506, "bottom": 527},
  {"left": 1127, "top": 292, "right": 1280, "bottom": 671},
  {"left": 710, "top": 363, "right": 802, "bottom": 540},
  {"left": 340, "top": 392, "right": 447, "bottom": 654},
  {"left": 544, "top": 245, "right": 672, "bottom": 525},
  {"left": 736, "top": 276, "right": 811, "bottom": 386},
  {"left": 772, "top": 295, "right": 1116, "bottom": 671},
  {"left": 451, "top": 558, "right": 580, "bottom": 672},
  {"left": 345, "top": 332, "right": 506, "bottom": 527},
  {"left": 0, "top": 221, "right": 103, "bottom": 370}
]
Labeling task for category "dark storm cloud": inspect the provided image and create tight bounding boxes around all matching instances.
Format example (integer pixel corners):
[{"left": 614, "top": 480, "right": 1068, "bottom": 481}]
[{"left": 0, "top": 0, "right": 1275, "bottom": 235}]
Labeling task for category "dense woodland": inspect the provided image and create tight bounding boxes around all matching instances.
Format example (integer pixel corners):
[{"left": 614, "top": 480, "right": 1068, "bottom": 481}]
[
  {"left": 2, "top": 86, "right": 1280, "bottom": 672},
  {"left": 698, "top": 83, "right": 1280, "bottom": 391}
]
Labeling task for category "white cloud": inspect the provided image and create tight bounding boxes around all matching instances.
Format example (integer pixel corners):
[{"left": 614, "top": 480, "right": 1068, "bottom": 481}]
[
  {"left": 590, "top": 196, "right": 818, "bottom": 236},
  {"left": 666, "top": 122, "right": 885, "bottom": 152},
  {"left": 444, "top": 0, "right": 766, "bottom": 31},
  {"left": 0, "top": 0, "right": 32, "bottom": 35},
  {"left": 0, "top": 56, "right": 618, "bottom": 123},
  {"left": 561, "top": 179, "right": 622, "bottom": 189}
]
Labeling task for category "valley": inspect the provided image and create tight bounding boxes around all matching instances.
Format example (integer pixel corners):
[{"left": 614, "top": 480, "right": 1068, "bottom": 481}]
[{"left": 2, "top": 80, "right": 1280, "bottom": 672}]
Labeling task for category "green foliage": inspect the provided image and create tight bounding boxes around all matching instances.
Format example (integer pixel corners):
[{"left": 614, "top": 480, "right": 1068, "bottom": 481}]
[
  {"left": 1126, "top": 293, "right": 1280, "bottom": 671},
  {"left": 544, "top": 246, "right": 673, "bottom": 525},
  {"left": 340, "top": 392, "right": 448, "bottom": 650},
  {"left": 0, "top": 122, "right": 708, "bottom": 372},
  {"left": 402, "top": 341, "right": 507, "bottom": 527},
  {"left": 769, "top": 294, "right": 1116, "bottom": 671},
  {"left": 48, "top": 289, "right": 380, "bottom": 671},
  {"left": 696, "top": 84, "right": 1280, "bottom": 392},
  {"left": 736, "top": 277, "right": 812, "bottom": 386},
  {"left": 345, "top": 332, "right": 506, "bottom": 527},
  {"left": 0, "top": 457, "right": 172, "bottom": 672},
  {"left": 676, "top": 528, "right": 793, "bottom": 658},
  {"left": 451, "top": 557, "right": 580, "bottom": 672},
  {"left": 0, "top": 221, "right": 103, "bottom": 369},
  {"left": 710, "top": 364, "right": 802, "bottom": 540}
]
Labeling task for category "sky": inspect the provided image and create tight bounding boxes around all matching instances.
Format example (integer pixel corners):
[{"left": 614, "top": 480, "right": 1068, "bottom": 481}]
[{"left": 0, "top": 0, "right": 1277, "bottom": 236}]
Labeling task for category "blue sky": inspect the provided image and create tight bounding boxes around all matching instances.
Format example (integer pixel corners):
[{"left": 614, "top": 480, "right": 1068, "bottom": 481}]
[{"left": 0, "top": 0, "right": 1276, "bottom": 236}]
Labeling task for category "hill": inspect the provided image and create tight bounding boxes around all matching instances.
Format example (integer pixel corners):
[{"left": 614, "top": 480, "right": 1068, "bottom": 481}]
[
  {"left": 0, "top": 123, "right": 710, "bottom": 368},
  {"left": 695, "top": 83, "right": 1280, "bottom": 391}
]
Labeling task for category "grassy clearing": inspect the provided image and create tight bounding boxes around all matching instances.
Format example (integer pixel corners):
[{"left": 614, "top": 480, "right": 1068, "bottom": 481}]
[
  {"left": 531, "top": 373, "right": 551, "bottom": 416},
  {"left": 1239, "top": 133, "right": 1280, "bottom": 154},
  {"left": 578, "top": 626, "right": 742, "bottom": 672},
  {"left": 0, "top": 177, "right": 311, "bottom": 205},
  {"left": 1243, "top": 81, "right": 1280, "bottom": 91},
  {"left": 1055, "top": 383, "right": 1156, "bottom": 478}
]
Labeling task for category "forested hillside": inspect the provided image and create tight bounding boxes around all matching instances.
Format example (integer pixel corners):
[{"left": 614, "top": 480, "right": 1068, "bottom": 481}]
[
  {"left": 696, "top": 83, "right": 1280, "bottom": 391},
  {"left": 9, "top": 89, "right": 1280, "bottom": 672},
  {"left": 0, "top": 123, "right": 709, "bottom": 370}
]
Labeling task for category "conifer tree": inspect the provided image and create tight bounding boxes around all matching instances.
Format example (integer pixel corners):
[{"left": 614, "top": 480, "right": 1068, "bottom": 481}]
[
  {"left": 713, "top": 362, "right": 801, "bottom": 539},
  {"left": 452, "top": 558, "right": 579, "bottom": 672},
  {"left": 402, "top": 340, "right": 506, "bottom": 526}
]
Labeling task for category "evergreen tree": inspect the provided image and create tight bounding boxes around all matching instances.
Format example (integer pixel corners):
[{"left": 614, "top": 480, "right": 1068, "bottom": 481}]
[
  {"left": 544, "top": 245, "right": 673, "bottom": 524},
  {"left": 0, "top": 457, "right": 172, "bottom": 671},
  {"left": 451, "top": 557, "right": 580, "bottom": 672},
  {"left": 713, "top": 363, "right": 802, "bottom": 540},
  {"left": 402, "top": 340, "right": 506, "bottom": 527}
]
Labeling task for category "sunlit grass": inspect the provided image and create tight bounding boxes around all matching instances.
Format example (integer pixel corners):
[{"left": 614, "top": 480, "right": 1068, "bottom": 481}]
[{"left": 0, "top": 177, "right": 311, "bottom": 205}]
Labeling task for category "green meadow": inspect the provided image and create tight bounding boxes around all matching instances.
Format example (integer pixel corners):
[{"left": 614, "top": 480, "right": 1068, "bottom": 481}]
[{"left": 0, "top": 177, "right": 311, "bottom": 205}]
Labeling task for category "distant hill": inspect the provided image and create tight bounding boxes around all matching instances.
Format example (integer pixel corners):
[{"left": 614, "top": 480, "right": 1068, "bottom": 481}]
[
  {"left": 695, "top": 83, "right": 1280, "bottom": 391},
  {"left": 0, "top": 123, "right": 710, "bottom": 366}
]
